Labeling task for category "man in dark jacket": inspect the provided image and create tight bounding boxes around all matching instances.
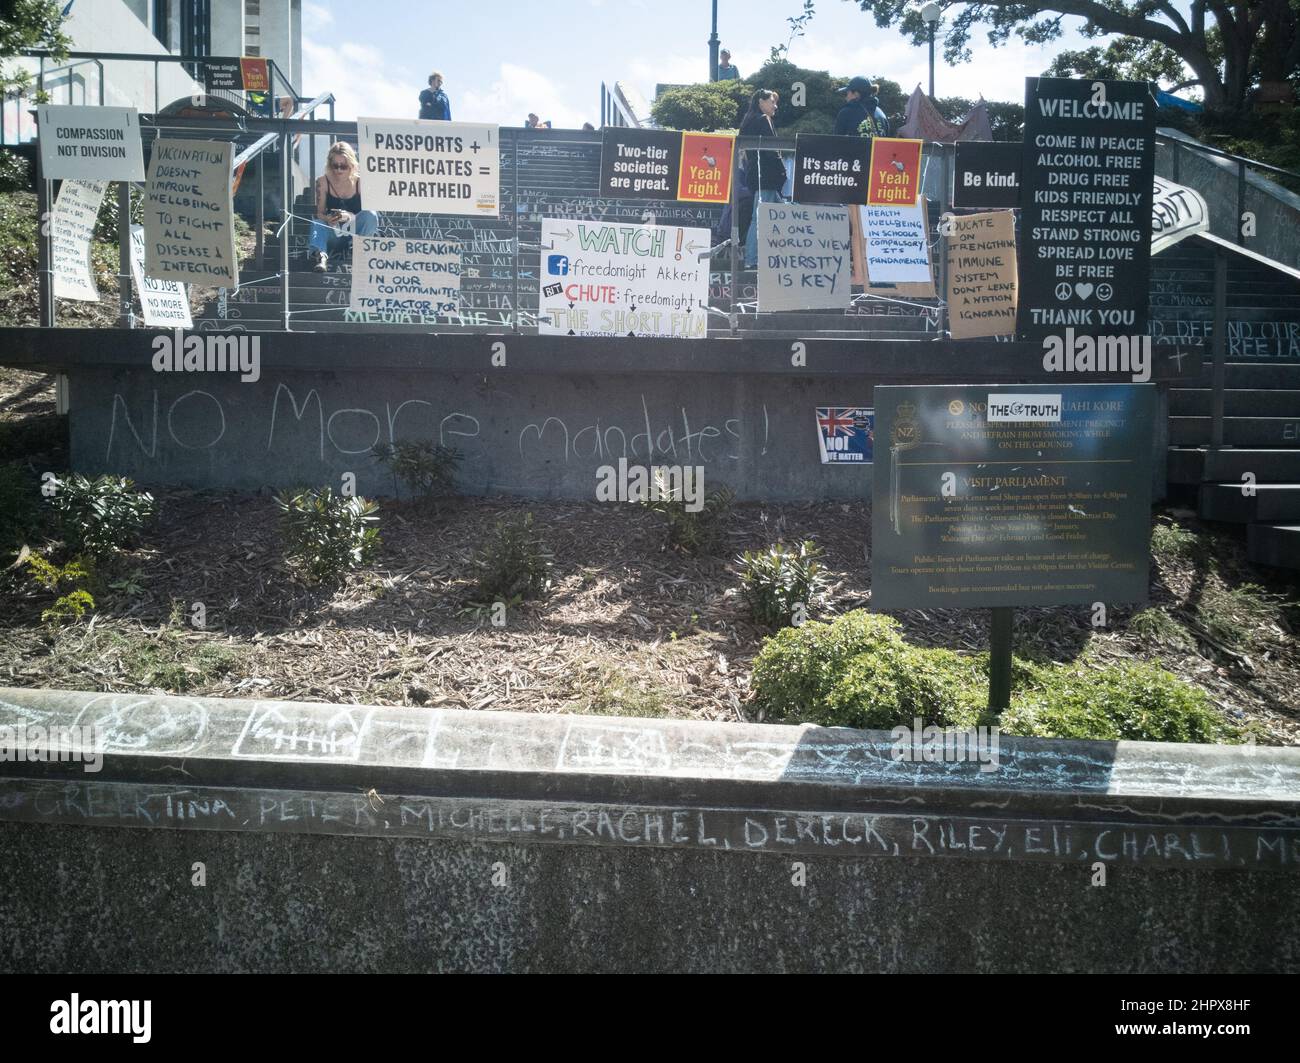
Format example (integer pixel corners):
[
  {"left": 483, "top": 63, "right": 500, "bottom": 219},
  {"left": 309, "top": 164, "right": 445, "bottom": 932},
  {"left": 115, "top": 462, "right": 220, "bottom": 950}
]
[
  {"left": 834, "top": 76, "right": 888, "bottom": 138},
  {"left": 419, "top": 72, "right": 452, "bottom": 121}
]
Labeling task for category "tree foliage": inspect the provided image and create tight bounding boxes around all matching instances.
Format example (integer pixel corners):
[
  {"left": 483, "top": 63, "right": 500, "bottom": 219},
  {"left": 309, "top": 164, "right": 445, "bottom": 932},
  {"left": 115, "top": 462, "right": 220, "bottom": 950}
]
[
  {"left": 1, "top": 0, "right": 70, "bottom": 101},
  {"left": 846, "top": 0, "right": 1300, "bottom": 116}
]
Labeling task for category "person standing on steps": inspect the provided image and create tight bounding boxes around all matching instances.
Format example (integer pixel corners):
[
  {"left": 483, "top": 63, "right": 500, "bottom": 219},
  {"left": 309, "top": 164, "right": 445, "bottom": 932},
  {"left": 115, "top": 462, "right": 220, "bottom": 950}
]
[
  {"left": 739, "top": 89, "right": 786, "bottom": 270},
  {"left": 834, "top": 76, "right": 889, "bottom": 138},
  {"left": 418, "top": 72, "right": 452, "bottom": 120},
  {"left": 308, "top": 142, "right": 379, "bottom": 272}
]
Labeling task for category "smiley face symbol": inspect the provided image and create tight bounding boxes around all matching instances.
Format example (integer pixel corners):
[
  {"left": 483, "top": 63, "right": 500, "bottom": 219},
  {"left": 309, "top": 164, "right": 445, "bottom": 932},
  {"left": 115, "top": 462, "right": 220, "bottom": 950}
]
[{"left": 1097, "top": 282, "right": 1113, "bottom": 302}]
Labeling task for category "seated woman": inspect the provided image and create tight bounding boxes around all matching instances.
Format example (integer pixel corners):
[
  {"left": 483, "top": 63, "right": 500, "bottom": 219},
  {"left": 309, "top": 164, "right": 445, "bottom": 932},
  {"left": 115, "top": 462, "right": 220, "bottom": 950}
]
[{"left": 309, "top": 142, "right": 379, "bottom": 272}]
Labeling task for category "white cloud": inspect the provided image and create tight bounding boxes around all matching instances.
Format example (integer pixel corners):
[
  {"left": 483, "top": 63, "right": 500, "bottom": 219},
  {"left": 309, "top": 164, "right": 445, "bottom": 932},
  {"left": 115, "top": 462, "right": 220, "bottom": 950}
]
[
  {"left": 302, "top": 38, "right": 418, "bottom": 120},
  {"left": 303, "top": 1, "right": 334, "bottom": 26},
  {"left": 458, "top": 63, "right": 590, "bottom": 129}
]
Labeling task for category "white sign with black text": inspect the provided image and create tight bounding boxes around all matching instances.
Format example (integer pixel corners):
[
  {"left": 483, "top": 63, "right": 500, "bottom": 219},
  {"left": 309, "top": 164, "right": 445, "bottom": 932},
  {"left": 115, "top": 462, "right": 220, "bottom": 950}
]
[
  {"left": 357, "top": 118, "right": 499, "bottom": 216},
  {"left": 36, "top": 105, "right": 144, "bottom": 182},
  {"left": 757, "top": 203, "right": 852, "bottom": 312},
  {"left": 349, "top": 236, "right": 462, "bottom": 318},
  {"left": 129, "top": 224, "right": 192, "bottom": 327},
  {"left": 51, "top": 179, "right": 105, "bottom": 301}
]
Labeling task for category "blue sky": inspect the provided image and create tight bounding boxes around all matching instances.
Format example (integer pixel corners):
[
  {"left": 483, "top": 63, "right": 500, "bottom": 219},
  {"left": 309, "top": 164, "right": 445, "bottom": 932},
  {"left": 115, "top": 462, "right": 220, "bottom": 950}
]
[{"left": 302, "top": 0, "right": 1094, "bottom": 127}]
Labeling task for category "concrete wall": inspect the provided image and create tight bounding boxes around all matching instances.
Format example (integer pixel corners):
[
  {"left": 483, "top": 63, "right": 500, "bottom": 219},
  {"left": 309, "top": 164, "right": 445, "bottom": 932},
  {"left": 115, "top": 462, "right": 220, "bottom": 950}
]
[{"left": 1, "top": 689, "right": 1297, "bottom": 973}]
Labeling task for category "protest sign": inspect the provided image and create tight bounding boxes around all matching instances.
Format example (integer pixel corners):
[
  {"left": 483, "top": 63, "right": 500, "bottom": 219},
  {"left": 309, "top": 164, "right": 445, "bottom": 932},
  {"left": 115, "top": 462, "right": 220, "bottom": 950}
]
[
  {"left": 142, "top": 138, "right": 238, "bottom": 287},
  {"left": 1017, "top": 76, "right": 1156, "bottom": 340},
  {"left": 952, "top": 141, "right": 1021, "bottom": 209},
  {"left": 129, "top": 224, "right": 193, "bottom": 328},
  {"left": 677, "top": 132, "right": 734, "bottom": 203},
  {"left": 866, "top": 137, "right": 923, "bottom": 207},
  {"left": 862, "top": 200, "right": 932, "bottom": 285},
  {"left": 793, "top": 134, "right": 869, "bottom": 205},
  {"left": 1151, "top": 176, "right": 1209, "bottom": 255},
  {"left": 36, "top": 105, "right": 144, "bottom": 182},
  {"left": 51, "top": 179, "right": 105, "bottom": 302},
  {"left": 350, "top": 236, "right": 461, "bottom": 319},
  {"left": 757, "top": 203, "right": 851, "bottom": 312},
  {"left": 946, "top": 211, "right": 1018, "bottom": 339},
  {"left": 240, "top": 58, "right": 270, "bottom": 92},
  {"left": 204, "top": 59, "right": 245, "bottom": 91},
  {"left": 357, "top": 118, "right": 499, "bottom": 216},
  {"left": 816, "top": 407, "right": 874, "bottom": 464},
  {"left": 539, "top": 218, "right": 709, "bottom": 338},
  {"left": 599, "top": 128, "right": 683, "bottom": 200}
]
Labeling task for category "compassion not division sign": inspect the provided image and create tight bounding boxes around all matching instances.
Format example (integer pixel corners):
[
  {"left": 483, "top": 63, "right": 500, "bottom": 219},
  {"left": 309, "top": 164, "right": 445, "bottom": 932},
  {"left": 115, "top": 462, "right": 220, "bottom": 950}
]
[
  {"left": 36, "top": 105, "right": 144, "bottom": 182},
  {"left": 1017, "top": 77, "right": 1156, "bottom": 340},
  {"left": 871, "top": 383, "right": 1154, "bottom": 610},
  {"left": 357, "top": 118, "right": 499, "bottom": 216}
]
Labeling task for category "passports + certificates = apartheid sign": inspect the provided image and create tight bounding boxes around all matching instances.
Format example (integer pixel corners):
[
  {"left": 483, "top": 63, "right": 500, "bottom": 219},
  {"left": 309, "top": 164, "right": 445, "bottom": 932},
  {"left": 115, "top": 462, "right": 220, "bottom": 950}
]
[{"left": 870, "top": 383, "right": 1153, "bottom": 610}]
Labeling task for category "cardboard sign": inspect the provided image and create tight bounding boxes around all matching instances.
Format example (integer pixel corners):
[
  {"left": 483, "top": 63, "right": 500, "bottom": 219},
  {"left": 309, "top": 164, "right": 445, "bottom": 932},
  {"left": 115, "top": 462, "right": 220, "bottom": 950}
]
[
  {"left": 677, "top": 132, "right": 734, "bottom": 203},
  {"left": 539, "top": 218, "right": 709, "bottom": 338},
  {"left": 350, "top": 236, "right": 461, "bottom": 319},
  {"left": 866, "top": 137, "right": 923, "bottom": 207},
  {"left": 51, "top": 179, "right": 105, "bottom": 302},
  {"left": 599, "top": 128, "right": 683, "bottom": 200},
  {"left": 862, "top": 200, "right": 932, "bottom": 285},
  {"left": 1151, "top": 176, "right": 1209, "bottom": 255},
  {"left": 946, "top": 210, "right": 1018, "bottom": 339},
  {"left": 129, "top": 224, "right": 192, "bottom": 328},
  {"left": 240, "top": 57, "right": 270, "bottom": 92},
  {"left": 793, "top": 134, "right": 869, "bottom": 205},
  {"left": 357, "top": 118, "right": 500, "bottom": 216},
  {"left": 871, "top": 383, "right": 1154, "bottom": 609},
  {"left": 1017, "top": 76, "right": 1156, "bottom": 340},
  {"left": 36, "top": 105, "right": 144, "bottom": 182},
  {"left": 952, "top": 141, "right": 1021, "bottom": 209},
  {"left": 142, "top": 138, "right": 238, "bottom": 287},
  {"left": 816, "top": 407, "right": 874, "bottom": 464},
  {"left": 757, "top": 203, "right": 851, "bottom": 312}
]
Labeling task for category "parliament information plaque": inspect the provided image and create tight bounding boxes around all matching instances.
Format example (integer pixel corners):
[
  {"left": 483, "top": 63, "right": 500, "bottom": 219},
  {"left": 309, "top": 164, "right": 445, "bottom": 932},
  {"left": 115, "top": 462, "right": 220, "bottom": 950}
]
[{"left": 871, "top": 383, "right": 1153, "bottom": 610}]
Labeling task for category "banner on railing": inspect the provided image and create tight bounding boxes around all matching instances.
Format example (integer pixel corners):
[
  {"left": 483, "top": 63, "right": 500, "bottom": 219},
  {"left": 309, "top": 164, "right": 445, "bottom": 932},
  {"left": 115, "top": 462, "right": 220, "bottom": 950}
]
[
  {"left": 129, "top": 224, "right": 192, "bottom": 328},
  {"left": 538, "top": 219, "right": 709, "bottom": 338},
  {"left": 952, "top": 141, "right": 1021, "bottom": 210},
  {"left": 51, "top": 179, "right": 105, "bottom": 302},
  {"left": 1150, "top": 176, "right": 1209, "bottom": 255},
  {"left": 357, "top": 118, "right": 500, "bottom": 217},
  {"left": 861, "top": 200, "right": 932, "bottom": 285},
  {"left": 350, "top": 236, "right": 462, "bottom": 319},
  {"left": 677, "top": 132, "right": 735, "bottom": 204},
  {"left": 866, "top": 137, "right": 923, "bottom": 207},
  {"left": 792, "top": 134, "right": 869, "bottom": 205},
  {"left": 599, "top": 128, "right": 683, "bottom": 201},
  {"left": 945, "top": 210, "right": 1018, "bottom": 339},
  {"left": 36, "top": 105, "right": 144, "bottom": 182},
  {"left": 142, "top": 139, "right": 238, "bottom": 287},
  {"left": 757, "top": 203, "right": 851, "bottom": 312}
]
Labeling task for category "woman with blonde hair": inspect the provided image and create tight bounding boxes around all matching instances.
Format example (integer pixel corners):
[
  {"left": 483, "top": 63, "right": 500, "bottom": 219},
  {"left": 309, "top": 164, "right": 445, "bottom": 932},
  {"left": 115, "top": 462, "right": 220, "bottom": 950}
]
[{"left": 308, "top": 141, "right": 379, "bottom": 272}]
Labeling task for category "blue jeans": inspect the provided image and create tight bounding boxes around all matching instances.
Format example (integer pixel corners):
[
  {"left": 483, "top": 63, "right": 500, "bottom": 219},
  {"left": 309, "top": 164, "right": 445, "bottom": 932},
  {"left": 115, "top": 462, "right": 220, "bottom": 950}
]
[
  {"left": 744, "top": 190, "right": 785, "bottom": 268},
  {"left": 309, "top": 209, "right": 379, "bottom": 255}
]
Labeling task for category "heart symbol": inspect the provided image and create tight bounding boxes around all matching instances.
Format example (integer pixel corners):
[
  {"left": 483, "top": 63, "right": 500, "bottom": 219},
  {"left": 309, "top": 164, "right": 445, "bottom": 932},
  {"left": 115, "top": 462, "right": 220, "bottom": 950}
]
[{"left": 1075, "top": 282, "right": 1094, "bottom": 299}]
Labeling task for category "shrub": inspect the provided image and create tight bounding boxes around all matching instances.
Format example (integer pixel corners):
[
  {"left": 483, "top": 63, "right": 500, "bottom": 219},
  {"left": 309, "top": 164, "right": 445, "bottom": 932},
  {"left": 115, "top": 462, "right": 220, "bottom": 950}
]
[
  {"left": 47, "top": 475, "right": 155, "bottom": 560},
  {"left": 0, "top": 151, "right": 32, "bottom": 194},
  {"left": 1150, "top": 519, "right": 1199, "bottom": 563},
  {"left": 737, "top": 539, "right": 828, "bottom": 627},
  {"left": 371, "top": 440, "right": 461, "bottom": 502},
  {"left": 42, "top": 588, "right": 94, "bottom": 624},
  {"left": 1127, "top": 607, "right": 1194, "bottom": 649},
  {"left": 0, "top": 462, "right": 45, "bottom": 551},
  {"left": 24, "top": 553, "right": 96, "bottom": 624},
  {"left": 999, "top": 661, "right": 1233, "bottom": 743},
  {"left": 469, "top": 512, "right": 552, "bottom": 604},
  {"left": 641, "top": 477, "right": 734, "bottom": 553},
  {"left": 275, "top": 486, "right": 380, "bottom": 583},
  {"left": 823, "top": 644, "right": 982, "bottom": 731},
  {"left": 650, "top": 79, "right": 751, "bottom": 131}
]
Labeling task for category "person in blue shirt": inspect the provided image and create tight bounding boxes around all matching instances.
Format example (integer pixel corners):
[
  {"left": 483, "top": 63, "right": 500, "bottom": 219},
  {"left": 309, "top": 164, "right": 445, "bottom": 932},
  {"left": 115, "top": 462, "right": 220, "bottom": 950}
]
[
  {"left": 717, "top": 49, "right": 740, "bottom": 80},
  {"left": 834, "top": 76, "right": 889, "bottom": 138},
  {"left": 419, "top": 72, "right": 452, "bottom": 121}
]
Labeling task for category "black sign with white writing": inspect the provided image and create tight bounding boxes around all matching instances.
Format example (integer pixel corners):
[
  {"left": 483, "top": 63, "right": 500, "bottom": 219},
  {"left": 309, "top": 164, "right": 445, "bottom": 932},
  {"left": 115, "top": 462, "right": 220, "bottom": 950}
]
[
  {"left": 1017, "top": 77, "right": 1156, "bottom": 341},
  {"left": 599, "top": 128, "right": 682, "bottom": 200},
  {"left": 793, "top": 134, "right": 869, "bottom": 205},
  {"left": 203, "top": 58, "right": 245, "bottom": 91},
  {"left": 952, "top": 141, "right": 1021, "bottom": 209}
]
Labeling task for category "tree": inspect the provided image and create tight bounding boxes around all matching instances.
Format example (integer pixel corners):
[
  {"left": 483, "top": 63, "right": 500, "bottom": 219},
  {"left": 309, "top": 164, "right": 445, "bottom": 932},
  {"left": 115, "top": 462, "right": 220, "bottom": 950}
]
[
  {"left": 847, "top": 0, "right": 1300, "bottom": 116},
  {"left": 651, "top": 79, "right": 753, "bottom": 131},
  {"left": 1, "top": 0, "right": 70, "bottom": 102}
]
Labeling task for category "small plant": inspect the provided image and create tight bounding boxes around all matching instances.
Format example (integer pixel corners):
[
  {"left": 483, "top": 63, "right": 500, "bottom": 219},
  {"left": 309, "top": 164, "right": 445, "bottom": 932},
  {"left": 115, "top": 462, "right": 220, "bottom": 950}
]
[
  {"left": 641, "top": 478, "right": 734, "bottom": 554},
  {"left": 46, "top": 474, "right": 155, "bottom": 560},
  {"left": 275, "top": 486, "right": 381, "bottom": 583},
  {"left": 24, "top": 553, "right": 97, "bottom": 624},
  {"left": 469, "top": 513, "right": 552, "bottom": 603},
  {"left": 1150, "top": 519, "right": 1199, "bottom": 564},
  {"left": 737, "top": 540, "right": 828, "bottom": 627},
  {"left": 371, "top": 440, "right": 462, "bottom": 503},
  {"left": 1195, "top": 582, "right": 1283, "bottom": 650},
  {"left": 42, "top": 589, "right": 94, "bottom": 624},
  {"left": 1128, "top": 607, "right": 1194, "bottom": 649}
]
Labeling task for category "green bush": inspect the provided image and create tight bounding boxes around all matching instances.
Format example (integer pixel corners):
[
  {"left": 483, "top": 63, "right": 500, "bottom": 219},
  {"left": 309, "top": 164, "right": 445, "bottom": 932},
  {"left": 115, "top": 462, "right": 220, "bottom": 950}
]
[
  {"left": 1000, "top": 661, "right": 1233, "bottom": 743},
  {"left": 737, "top": 539, "right": 828, "bottom": 627},
  {"left": 650, "top": 79, "right": 752, "bottom": 131},
  {"left": 48, "top": 474, "right": 155, "bottom": 560},
  {"left": 275, "top": 486, "right": 380, "bottom": 583},
  {"left": 93, "top": 184, "right": 144, "bottom": 244},
  {"left": 641, "top": 478, "right": 734, "bottom": 554},
  {"left": 0, "top": 151, "right": 32, "bottom": 194},
  {"left": 469, "top": 512, "right": 552, "bottom": 604},
  {"left": 372, "top": 440, "right": 462, "bottom": 503},
  {"left": 0, "top": 462, "right": 46, "bottom": 551},
  {"left": 824, "top": 644, "right": 981, "bottom": 730}
]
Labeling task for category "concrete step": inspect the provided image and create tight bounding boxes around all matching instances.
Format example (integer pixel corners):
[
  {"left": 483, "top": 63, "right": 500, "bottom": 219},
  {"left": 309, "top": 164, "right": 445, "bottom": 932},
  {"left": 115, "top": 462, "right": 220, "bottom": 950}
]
[
  {"left": 1170, "top": 389, "right": 1300, "bottom": 417},
  {"left": 1168, "top": 447, "right": 1300, "bottom": 484},
  {"left": 1199, "top": 482, "right": 1300, "bottom": 522},
  {"left": 1247, "top": 523, "right": 1300, "bottom": 569},
  {"left": 1170, "top": 416, "right": 1300, "bottom": 447}
]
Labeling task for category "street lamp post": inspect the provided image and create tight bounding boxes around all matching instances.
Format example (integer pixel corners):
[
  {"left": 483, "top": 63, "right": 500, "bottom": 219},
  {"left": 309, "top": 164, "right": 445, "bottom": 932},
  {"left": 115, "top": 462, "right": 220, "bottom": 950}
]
[
  {"left": 709, "top": 0, "right": 720, "bottom": 81},
  {"left": 921, "top": 2, "right": 941, "bottom": 98}
]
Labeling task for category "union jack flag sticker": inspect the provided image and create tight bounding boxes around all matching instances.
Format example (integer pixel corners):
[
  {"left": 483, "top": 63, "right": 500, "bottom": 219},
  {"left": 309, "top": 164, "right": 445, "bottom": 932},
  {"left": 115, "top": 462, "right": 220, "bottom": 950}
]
[{"left": 816, "top": 406, "right": 874, "bottom": 464}]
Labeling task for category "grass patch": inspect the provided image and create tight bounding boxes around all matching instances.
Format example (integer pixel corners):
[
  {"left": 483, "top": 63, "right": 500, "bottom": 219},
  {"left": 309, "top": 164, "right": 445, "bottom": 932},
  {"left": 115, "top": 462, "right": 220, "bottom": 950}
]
[
  {"left": 1127, "top": 607, "right": 1195, "bottom": 649},
  {"left": 564, "top": 662, "right": 676, "bottom": 718},
  {"left": 73, "top": 627, "right": 241, "bottom": 693},
  {"left": 1194, "top": 583, "right": 1284, "bottom": 650},
  {"left": 1150, "top": 519, "right": 1200, "bottom": 565}
]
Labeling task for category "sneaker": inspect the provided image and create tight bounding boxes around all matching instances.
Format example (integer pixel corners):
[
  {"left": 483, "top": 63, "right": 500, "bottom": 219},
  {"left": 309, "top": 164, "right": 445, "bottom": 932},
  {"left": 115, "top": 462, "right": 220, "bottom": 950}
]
[{"left": 310, "top": 251, "right": 327, "bottom": 273}]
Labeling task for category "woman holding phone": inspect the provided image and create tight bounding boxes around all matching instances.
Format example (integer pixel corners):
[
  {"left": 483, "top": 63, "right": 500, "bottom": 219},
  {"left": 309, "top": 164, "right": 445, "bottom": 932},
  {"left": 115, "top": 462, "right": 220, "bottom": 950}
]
[{"left": 308, "top": 142, "right": 379, "bottom": 272}]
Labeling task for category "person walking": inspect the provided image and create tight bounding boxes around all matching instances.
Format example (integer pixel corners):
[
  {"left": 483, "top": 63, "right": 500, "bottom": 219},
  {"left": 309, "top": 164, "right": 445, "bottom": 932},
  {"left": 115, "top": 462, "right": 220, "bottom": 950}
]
[
  {"left": 717, "top": 49, "right": 740, "bottom": 80},
  {"left": 418, "top": 72, "right": 452, "bottom": 120},
  {"left": 834, "top": 76, "right": 889, "bottom": 138},
  {"left": 739, "top": 89, "right": 786, "bottom": 269}
]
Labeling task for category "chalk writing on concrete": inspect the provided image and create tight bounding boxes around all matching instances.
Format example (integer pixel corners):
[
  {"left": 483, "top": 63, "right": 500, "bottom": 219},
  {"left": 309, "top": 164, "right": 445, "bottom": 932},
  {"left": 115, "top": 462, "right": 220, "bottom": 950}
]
[
  {"left": 231, "top": 704, "right": 374, "bottom": 761},
  {"left": 72, "top": 693, "right": 208, "bottom": 757}
]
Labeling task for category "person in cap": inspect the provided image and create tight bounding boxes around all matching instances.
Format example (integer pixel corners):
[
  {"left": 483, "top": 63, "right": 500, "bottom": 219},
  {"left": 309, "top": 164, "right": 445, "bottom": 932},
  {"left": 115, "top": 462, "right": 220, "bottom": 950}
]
[
  {"left": 834, "top": 76, "right": 889, "bottom": 137},
  {"left": 717, "top": 49, "right": 740, "bottom": 80}
]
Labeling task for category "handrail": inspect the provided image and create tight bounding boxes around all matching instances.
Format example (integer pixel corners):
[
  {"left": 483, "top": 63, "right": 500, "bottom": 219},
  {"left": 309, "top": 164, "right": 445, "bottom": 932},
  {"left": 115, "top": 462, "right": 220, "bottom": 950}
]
[
  {"left": 231, "top": 89, "right": 336, "bottom": 170},
  {"left": 1156, "top": 131, "right": 1300, "bottom": 183}
]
